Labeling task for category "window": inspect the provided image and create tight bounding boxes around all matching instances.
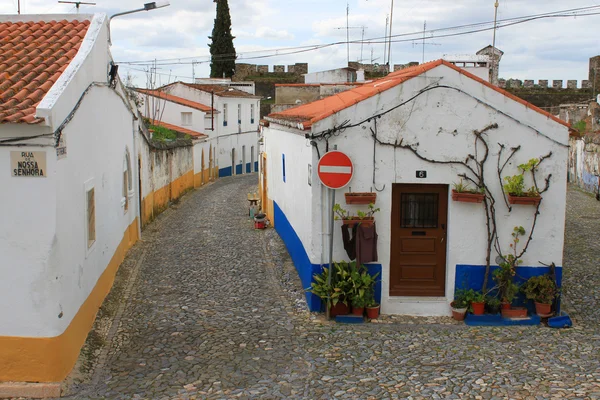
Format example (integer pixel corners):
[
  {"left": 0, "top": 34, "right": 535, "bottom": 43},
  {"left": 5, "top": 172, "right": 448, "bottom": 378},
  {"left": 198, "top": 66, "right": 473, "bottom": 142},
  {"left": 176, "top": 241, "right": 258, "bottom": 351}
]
[
  {"left": 250, "top": 104, "right": 255, "bottom": 124},
  {"left": 223, "top": 104, "right": 228, "bottom": 126},
  {"left": 123, "top": 150, "right": 132, "bottom": 212},
  {"left": 282, "top": 154, "right": 286, "bottom": 183},
  {"left": 181, "top": 112, "right": 192, "bottom": 126},
  {"left": 250, "top": 146, "right": 255, "bottom": 172},
  {"left": 237, "top": 104, "right": 242, "bottom": 124},
  {"left": 400, "top": 193, "right": 438, "bottom": 228},
  {"left": 85, "top": 180, "right": 96, "bottom": 249},
  {"left": 242, "top": 145, "right": 246, "bottom": 174}
]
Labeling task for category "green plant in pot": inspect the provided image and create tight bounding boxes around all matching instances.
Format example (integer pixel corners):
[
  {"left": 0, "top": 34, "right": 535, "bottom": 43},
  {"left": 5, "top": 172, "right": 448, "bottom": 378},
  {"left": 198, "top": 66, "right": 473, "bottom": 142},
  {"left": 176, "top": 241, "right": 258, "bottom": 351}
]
[
  {"left": 485, "top": 296, "right": 501, "bottom": 315},
  {"left": 306, "top": 261, "right": 353, "bottom": 317},
  {"left": 503, "top": 158, "right": 542, "bottom": 205},
  {"left": 451, "top": 289, "right": 469, "bottom": 321},
  {"left": 361, "top": 269, "right": 381, "bottom": 319},
  {"left": 470, "top": 291, "right": 486, "bottom": 315},
  {"left": 521, "top": 274, "right": 558, "bottom": 316}
]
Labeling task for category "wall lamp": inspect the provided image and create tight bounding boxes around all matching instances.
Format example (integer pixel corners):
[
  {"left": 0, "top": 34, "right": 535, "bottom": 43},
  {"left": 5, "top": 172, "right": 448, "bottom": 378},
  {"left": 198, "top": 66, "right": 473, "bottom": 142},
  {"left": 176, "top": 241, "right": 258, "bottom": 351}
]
[{"left": 108, "top": 1, "right": 170, "bottom": 45}]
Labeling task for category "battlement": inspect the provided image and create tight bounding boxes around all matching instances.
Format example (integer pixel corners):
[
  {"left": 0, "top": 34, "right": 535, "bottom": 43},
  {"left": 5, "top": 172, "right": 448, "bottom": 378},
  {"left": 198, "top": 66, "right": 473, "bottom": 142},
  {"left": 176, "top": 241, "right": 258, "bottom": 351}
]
[
  {"left": 234, "top": 63, "right": 308, "bottom": 81},
  {"left": 498, "top": 79, "right": 593, "bottom": 90}
]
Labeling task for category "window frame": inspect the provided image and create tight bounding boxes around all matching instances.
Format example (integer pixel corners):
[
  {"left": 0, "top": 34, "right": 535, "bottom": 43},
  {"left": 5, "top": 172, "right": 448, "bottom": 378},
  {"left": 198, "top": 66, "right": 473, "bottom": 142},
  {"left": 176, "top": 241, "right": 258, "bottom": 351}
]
[
  {"left": 181, "top": 112, "right": 192, "bottom": 126},
  {"left": 84, "top": 178, "right": 96, "bottom": 254}
]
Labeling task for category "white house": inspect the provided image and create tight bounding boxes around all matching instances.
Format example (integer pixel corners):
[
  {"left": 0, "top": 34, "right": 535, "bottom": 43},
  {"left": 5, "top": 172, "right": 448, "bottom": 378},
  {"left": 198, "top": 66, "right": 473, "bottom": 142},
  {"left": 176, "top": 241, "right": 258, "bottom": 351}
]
[
  {"left": 262, "top": 60, "right": 570, "bottom": 316},
  {"left": 0, "top": 14, "right": 139, "bottom": 386},
  {"left": 161, "top": 82, "right": 261, "bottom": 177}
]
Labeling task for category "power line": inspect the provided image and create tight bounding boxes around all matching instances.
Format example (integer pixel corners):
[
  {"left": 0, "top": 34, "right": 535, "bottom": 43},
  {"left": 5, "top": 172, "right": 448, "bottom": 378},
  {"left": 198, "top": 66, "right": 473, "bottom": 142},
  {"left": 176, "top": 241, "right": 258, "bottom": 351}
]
[
  {"left": 116, "top": 5, "right": 600, "bottom": 66},
  {"left": 118, "top": 10, "right": 600, "bottom": 68}
]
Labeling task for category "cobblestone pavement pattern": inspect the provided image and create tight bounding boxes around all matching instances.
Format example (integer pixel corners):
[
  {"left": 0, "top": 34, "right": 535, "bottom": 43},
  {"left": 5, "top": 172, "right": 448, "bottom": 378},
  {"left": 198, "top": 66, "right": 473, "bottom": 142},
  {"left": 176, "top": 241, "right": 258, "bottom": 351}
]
[{"left": 66, "top": 177, "right": 600, "bottom": 399}]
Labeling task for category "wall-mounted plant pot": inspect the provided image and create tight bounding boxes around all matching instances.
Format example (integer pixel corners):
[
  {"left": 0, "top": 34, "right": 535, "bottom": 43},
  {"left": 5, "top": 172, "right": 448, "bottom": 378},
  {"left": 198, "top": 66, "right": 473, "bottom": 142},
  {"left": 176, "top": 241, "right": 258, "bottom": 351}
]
[
  {"left": 501, "top": 307, "right": 528, "bottom": 318},
  {"left": 345, "top": 192, "right": 377, "bottom": 204},
  {"left": 451, "top": 190, "right": 485, "bottom": 203},
  {"left": 507, "top": 194, "right": 542, "bottom": 206},
  {"left": 342, "top": 217, "right": 374, "bottom": 227}
]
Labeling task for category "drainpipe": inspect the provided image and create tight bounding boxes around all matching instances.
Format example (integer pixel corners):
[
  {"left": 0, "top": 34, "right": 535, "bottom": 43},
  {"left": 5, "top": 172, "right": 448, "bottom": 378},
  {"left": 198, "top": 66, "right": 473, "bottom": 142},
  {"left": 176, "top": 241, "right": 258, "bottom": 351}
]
[{"left": 211, "top": 90, "right": 215, "bottom": 131}]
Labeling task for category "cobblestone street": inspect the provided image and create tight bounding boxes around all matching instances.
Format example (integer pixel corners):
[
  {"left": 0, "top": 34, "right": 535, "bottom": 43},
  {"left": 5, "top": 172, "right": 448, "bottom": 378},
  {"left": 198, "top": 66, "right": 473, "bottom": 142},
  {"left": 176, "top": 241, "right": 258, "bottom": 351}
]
[{"left": 66, "top": 175, "right": 600, "bottom": 399}]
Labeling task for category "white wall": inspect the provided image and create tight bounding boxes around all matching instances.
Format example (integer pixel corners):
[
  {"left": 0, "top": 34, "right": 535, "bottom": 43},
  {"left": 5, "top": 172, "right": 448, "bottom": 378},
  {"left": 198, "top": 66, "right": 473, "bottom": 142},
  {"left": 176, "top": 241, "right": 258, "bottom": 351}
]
[
  {"left": 305, "top": 68, "right": 354, "bottom": 84},
  {"left": 0, "top": 15, "right": 138, "bottom": 337},
  {"left": 268, "top": 63, "right": 569, "bottom": 316},
  {"left": 263, "top": 126, "right": 316, "bottom": 257},
  {"left": 140, "top": 95, "right": 206, "bottom": 135}
]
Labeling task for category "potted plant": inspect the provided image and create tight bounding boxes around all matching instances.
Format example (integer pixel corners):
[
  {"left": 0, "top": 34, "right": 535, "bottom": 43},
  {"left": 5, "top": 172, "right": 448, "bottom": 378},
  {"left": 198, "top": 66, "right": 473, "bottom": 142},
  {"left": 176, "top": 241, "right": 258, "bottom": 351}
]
[
  {"left": 451, "top": 180, "right": 485, "bottom": 203},
  {"left": 470, "top": 291, "right": 486, "bottom": 315},
  {"left": 451, "top": 289, "right": 469, "bottom": 321},
  {"left": 503, "top": 158, "right": 542, "bottom": 205},
  {"left": 521, "top": 274, "right": 558, "bottom": 316},
  {"left": 362, "top": 269, "right": 381, "bottom": 319},
  {"left": 345, "top": 192, "right": 377, "bottom": 205},
  {"left": 485, "top": 296, "right": 501, "bottom": 315},
  {"left": 306, "top": 262, "right": 353, "bottom": 317},
  {"left": 333, "top": 203, "right": 380, "bottom": 227}
]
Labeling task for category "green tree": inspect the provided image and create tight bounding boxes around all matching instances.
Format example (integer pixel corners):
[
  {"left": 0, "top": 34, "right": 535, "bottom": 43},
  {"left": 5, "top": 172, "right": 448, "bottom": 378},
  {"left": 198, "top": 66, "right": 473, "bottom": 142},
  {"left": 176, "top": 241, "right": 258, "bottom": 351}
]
[{"left": 209, "top": 0, "right": 237, "bottom": 78}]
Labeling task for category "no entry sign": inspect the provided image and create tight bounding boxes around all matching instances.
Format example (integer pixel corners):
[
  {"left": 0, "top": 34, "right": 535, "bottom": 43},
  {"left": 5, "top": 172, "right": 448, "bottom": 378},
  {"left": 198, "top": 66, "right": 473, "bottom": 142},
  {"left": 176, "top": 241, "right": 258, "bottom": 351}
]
[{"left": 317, "top": 151, "right": 353, "bottom": 189}]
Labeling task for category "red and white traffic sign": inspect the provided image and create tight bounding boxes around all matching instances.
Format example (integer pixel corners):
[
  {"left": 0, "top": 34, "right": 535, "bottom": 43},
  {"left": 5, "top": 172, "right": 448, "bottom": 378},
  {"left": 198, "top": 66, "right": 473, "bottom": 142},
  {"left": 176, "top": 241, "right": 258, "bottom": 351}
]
[{"left": 317, "top": 151, "right": 353, "bottom": 189}]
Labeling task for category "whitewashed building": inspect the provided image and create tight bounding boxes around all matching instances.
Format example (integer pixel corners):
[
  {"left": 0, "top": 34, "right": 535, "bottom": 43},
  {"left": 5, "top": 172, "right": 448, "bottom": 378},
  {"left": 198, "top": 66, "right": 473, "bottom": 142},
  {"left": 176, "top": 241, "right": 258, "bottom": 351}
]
[
  {"left": 262, "top": 60, "right": 570, "bottom": 316},
  {"left": 0, "top": 13, "right": 140, "bottom": 386},
  {"left": 160, "top": 82, "right": 261, "bottom": 176}
]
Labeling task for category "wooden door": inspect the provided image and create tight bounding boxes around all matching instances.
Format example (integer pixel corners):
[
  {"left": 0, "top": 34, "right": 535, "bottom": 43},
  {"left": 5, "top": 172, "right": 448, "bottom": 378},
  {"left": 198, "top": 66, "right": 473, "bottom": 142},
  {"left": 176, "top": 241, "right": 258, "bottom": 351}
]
[{"left": 389, "top": 184, "right": 448, "bottom": 297}]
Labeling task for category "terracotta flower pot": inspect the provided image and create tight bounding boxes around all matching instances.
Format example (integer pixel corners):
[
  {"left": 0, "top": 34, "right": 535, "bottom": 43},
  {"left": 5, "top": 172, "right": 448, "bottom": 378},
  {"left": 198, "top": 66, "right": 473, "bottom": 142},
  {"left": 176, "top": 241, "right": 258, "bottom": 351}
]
[
  {"left": 342, "top": 217, "right": 374, "bottom": 227},
  {"left": 501, "top": 302, "right": 511, "bottom": 310},
  {"left": 451, "top": 190, "right": 485, "bottom": 203},
  {"left": 501, "top": 307, "right": 528, "bottom": 318},
  {"left": 366, "top": 305, "right": 380, "bottom": 319},
  {"left": 471, "top": 301, "right": 485, "bottom": 315},
  {"left": 330, "top": 302, "right": 349, "bottom": 317},
  {"left": 507, "top": 194, "right": 542, "bottom": 205},
  {"left": 534, "top": 302, "right": 552, "bottom": 316},
  {"left": 345, "top": 192, "right": 377, "bottom": 205},
  {"left": 450, "top": 302, "right": 467, "bottom": 321},
  {"left": 351, "top": 306, "right": 365, "bottom": 316}
]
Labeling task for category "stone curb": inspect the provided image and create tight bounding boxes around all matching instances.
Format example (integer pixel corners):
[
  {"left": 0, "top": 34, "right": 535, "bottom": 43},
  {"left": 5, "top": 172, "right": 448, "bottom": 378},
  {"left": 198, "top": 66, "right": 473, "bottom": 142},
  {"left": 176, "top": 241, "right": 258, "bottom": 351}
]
[{"left": 0, "top": 382, "right": 60, "bottom": 399}]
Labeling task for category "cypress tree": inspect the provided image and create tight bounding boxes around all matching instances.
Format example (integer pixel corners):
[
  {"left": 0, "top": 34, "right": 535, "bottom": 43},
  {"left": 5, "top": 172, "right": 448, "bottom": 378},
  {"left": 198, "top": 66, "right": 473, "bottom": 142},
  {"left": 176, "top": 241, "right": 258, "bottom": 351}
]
[{"left": 209, "top": 0, "right": 237, "bottom": 78}]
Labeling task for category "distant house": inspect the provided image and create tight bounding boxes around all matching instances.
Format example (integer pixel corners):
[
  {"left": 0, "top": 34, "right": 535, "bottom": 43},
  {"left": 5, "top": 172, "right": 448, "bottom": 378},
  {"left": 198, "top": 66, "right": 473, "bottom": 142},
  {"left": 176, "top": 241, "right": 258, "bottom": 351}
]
[
  {"left": 0, "top": 14, "right": 140, "bottom": 384},
  {"left": 261, "top": 60, "right": 570, "bottom": 316},
  {"left": 159, "top": 82, "right": 261, "bottom": 176}
]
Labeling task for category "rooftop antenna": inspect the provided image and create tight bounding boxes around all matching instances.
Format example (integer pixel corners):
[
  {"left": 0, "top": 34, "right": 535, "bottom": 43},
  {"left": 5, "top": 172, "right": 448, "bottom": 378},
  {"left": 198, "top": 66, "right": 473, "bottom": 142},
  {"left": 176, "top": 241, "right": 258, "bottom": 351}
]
[
  {"left": 17, "top": 0, "right": 20, "bottom": 14},
  {"left": 387, "top": 0, "right": 394, "bottom": 68},
  {"left": 383, "top": 14, "right": 388, "bottom": 70},
  {"left": 58, "top": 1, "right": 96, "bottom": 12},
  {"left": 412, "top": 20, "right": 441, "bottom": 63},
  {"left": 346, "top": 3, "right": 350, "bottom": 65},
  {"left": 334, "top": 25, "right": 369, "bottom": 63},
  {"left": 491, "top": 0, "right": 500, "bottom": 84}
]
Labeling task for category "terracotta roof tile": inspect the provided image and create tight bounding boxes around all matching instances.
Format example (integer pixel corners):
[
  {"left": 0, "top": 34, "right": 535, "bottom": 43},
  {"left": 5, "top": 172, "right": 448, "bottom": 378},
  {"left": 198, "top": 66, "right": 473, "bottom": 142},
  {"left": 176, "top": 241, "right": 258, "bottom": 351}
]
[
  {"left": 0, "top": 19, "right": 90, "bottom": 124},
  {"left": 135, "top": 89, "right": 216, "bottom": 113},
  {"left": 267, "top": 59, "right": 570, "bottom": 130},
  {"left": 152, "top": 120, "right": 207, "bottom": 139}
]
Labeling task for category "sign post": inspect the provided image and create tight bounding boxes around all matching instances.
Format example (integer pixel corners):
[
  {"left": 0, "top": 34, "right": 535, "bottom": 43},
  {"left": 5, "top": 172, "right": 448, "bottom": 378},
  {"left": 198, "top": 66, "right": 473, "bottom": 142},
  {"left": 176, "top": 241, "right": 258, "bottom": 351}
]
[{"left": 317, "top": 150, "right": 353, "bottom": 319}]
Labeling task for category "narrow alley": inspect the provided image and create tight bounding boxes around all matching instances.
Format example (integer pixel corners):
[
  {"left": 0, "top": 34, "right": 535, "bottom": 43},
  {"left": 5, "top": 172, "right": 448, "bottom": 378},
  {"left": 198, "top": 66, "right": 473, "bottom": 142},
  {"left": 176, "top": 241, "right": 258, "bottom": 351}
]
[{"left": 67, "top": 175, "right": 600, "bottom": 399}]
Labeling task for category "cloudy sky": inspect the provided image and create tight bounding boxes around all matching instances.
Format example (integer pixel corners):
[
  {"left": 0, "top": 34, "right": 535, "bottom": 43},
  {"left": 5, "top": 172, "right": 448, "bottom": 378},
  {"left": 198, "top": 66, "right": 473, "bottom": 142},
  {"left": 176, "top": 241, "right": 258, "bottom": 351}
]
[{"left": 3, "top": 0, "right": 600, "bottom": 87}]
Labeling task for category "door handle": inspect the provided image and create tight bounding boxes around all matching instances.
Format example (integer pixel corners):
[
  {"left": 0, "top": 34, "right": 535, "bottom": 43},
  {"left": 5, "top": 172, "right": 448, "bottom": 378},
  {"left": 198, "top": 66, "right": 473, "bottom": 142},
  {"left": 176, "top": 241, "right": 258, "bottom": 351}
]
[{"left": 441, "top": 236, "right": 444, "bottom": 243}]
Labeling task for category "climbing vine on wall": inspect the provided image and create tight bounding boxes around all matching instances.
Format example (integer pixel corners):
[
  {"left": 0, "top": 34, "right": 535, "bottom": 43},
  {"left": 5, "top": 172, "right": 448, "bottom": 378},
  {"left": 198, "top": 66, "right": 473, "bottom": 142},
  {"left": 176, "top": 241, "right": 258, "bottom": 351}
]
[{"left": 370, "top": 120, "right": 554, "bottom": 292}]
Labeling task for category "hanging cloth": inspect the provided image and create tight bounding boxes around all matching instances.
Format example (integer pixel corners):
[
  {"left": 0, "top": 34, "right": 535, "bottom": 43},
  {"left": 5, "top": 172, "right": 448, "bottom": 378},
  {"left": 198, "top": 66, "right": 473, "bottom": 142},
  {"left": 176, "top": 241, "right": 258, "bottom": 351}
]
[
  {"left": 356, "top": 223, "right": 378, "bottom": 267},
  {"left": 340, "top": 223, "right": 357, "bottom": 260}
]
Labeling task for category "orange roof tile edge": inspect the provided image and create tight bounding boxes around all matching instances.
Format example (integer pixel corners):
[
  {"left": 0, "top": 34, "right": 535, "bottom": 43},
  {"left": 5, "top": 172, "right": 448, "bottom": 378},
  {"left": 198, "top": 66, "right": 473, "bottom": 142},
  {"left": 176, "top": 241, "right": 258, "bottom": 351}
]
[
  {"left": 439, "top": 60, "right": 570, "bottom": 129},
  {"left": 267, "top": 59, "right": 570, "bottom": 131},
  {"left": 153, "top": 120, "right": 207, "bottom": 138},
  {"left": 275, "top": 83, "right": 365, "bottom": 87},
  {"left": 135, "top": 89, "right": 215, "bottom": 113},
  {"left": 267, "top": 60, "right": 443, "bottom": 129}
]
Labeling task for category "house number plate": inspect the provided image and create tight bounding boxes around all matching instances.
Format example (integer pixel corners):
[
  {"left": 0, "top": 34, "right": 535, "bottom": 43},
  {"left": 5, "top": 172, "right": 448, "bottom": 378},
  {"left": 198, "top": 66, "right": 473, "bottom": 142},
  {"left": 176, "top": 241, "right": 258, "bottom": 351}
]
[{"left": 416, "top": 170, "right": 427, "bottom": 178}]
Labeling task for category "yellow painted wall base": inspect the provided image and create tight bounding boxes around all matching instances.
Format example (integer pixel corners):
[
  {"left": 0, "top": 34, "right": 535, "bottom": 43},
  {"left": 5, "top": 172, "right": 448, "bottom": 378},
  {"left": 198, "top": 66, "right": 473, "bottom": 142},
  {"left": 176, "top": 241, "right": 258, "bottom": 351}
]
[
  {"left": 142, "top": 169, "right": 195, "bottom": 226},
  {"left": 0, "top": 219, "right": 139, "bottom": 383}
]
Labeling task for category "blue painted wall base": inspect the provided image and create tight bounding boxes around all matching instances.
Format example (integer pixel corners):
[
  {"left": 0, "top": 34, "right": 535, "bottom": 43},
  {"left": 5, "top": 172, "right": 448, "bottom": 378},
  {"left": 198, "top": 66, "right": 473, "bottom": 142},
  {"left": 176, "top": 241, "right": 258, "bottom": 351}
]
[
  {"left": 465, "top": 313, "right": 541, "bottom": 326},
  {"left": 273, "top": 201, "right": 382, "bottom": 312},
  {"left": 219, "top": 166, "right": 232, "bottom": 177},
  {"left": 455, "top": 264, "right": 563, "bottom": 313}
]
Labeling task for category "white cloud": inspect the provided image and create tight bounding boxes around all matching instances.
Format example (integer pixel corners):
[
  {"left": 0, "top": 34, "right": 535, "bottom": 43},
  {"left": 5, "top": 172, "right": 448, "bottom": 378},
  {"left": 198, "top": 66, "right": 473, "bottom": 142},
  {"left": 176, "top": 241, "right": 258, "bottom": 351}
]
[{"left": 255, "top": 27, "right": 295, "bottom": 41}]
